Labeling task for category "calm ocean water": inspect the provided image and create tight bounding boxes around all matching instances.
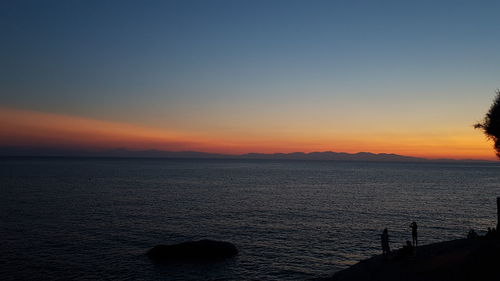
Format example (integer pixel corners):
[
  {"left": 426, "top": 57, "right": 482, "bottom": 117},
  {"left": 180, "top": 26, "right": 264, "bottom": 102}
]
[{"left": 1, "top": 157, "right": 500, "bottom": 280}]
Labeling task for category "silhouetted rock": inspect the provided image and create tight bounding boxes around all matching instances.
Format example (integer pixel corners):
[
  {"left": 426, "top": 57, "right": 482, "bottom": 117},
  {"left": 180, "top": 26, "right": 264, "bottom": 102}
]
[{"left": 147, "top": 239, "right": 238, "bottom": 262}]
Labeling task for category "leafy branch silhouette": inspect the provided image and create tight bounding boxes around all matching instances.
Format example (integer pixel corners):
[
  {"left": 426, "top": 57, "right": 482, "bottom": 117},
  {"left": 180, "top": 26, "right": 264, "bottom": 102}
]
[{"left": 475, "top": 90, "right": 500, "bottom": 158}]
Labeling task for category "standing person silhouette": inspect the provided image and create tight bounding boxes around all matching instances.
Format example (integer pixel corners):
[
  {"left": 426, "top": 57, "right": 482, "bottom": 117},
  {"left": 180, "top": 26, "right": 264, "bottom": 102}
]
[
  {"left": 381, "top": 228, "right": 390, "bottom": 257},
  {"left": 410, "top": 222, "right": 418, "bottom": 247}
]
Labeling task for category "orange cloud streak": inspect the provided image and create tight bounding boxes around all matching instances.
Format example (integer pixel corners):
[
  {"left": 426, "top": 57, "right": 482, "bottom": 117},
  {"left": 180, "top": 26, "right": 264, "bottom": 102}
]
[{"left": 0, "top": 107, "right": 206, "bottom": 151}]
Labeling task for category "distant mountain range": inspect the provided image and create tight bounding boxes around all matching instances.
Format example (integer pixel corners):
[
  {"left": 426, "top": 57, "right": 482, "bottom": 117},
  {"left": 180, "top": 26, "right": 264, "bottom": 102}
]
[
  {"left": 0, "top": 146, "right": 491, "bottom": 162},
  {"left": 241, "top": 151, "right": 424, "bottom": 161}
]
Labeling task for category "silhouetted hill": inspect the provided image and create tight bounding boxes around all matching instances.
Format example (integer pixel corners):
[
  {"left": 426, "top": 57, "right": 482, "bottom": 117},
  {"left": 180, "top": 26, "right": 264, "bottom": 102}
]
[{"left": 242, "top": 151, "right": 424, "bottom": 161}]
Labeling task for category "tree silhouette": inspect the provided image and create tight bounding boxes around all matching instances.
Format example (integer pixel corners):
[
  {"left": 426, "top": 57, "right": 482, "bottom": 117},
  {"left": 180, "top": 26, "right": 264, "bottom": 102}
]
[{"left": 474, "top": 90, "right": 500, "bottom": 158}]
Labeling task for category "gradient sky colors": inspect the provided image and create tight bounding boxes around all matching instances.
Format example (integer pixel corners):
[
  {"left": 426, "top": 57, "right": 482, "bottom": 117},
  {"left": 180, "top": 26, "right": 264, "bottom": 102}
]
[{"left": 1, "top": 0, "right": 500, "bottom": 159}]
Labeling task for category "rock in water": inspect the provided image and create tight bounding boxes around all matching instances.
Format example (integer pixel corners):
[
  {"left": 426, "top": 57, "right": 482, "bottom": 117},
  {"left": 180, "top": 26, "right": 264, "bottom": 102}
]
[{"left": 147, "top": 239, "right": 238, "bottom": 262}]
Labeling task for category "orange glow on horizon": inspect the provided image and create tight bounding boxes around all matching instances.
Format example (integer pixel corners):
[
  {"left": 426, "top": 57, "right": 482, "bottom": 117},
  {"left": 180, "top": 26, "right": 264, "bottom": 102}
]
[{"left": 0, "top": 107, "right": 496, "bottom": 160}]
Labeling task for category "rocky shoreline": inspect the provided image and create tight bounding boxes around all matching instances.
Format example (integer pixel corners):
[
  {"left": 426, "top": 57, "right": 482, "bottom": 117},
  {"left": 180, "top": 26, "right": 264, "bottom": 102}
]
[{"left": 324, "top": 236, "right": 500, "bottom": 281}]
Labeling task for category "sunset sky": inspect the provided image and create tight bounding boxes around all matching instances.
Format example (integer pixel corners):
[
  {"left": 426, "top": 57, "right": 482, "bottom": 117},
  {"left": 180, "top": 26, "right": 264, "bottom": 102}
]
[{"left": 1, "top": 0, "right": 500, "bottom": 159}]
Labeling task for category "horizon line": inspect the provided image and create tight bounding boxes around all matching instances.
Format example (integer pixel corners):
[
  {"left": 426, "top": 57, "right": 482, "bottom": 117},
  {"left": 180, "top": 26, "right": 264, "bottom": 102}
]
[{"left": 0, "top": 146, "right": 497, "bottom": 162}]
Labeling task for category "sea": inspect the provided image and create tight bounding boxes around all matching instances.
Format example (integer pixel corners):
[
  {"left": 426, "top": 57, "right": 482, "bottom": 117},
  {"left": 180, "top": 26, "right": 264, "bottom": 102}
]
[{"left": 1, "top": 157, "right": 500, "bottom": 281}]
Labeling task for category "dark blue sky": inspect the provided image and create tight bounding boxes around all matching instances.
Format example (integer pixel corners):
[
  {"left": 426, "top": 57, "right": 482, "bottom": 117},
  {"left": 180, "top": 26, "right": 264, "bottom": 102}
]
[{"left": 1, "top": 0, "right": 500, "bottom": 158}]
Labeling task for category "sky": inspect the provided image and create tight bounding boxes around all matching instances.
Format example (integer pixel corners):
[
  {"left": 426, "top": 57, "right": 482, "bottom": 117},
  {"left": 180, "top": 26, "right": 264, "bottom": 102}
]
[{"left": 1, "top": 0, "right": 500, "bottom": 159}]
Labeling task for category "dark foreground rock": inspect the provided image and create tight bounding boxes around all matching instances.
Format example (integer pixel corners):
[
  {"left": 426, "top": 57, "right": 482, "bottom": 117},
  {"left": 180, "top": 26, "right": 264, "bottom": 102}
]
[
  {"left": 147, "top": 239, "right": 238, "bottom": 262},
  {"left": 328, "top": 238, "right": 500, "bottom": 281}
]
